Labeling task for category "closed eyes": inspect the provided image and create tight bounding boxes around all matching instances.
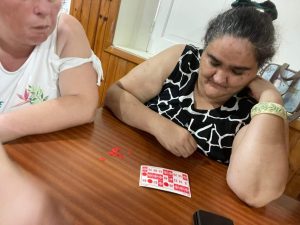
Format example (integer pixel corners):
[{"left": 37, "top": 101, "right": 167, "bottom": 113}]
[{"left": 207, "top": 54, "right": 249, "bottom": 76}]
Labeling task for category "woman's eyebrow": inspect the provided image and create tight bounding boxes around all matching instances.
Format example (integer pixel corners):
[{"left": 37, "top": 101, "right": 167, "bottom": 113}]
[
  {"left": 207, "top": 53, "right": 220, "bottom": 62},
  {"left": 207, "top": 53, "right": 251, "bottom": 70},
  {"left": 231, "top": 65, "right": 251, "bottom": 71}
]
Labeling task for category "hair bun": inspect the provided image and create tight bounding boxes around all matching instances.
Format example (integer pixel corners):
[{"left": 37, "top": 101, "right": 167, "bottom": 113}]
[{"left": 231, "top": 0, "right": 278, "bottom": 21}]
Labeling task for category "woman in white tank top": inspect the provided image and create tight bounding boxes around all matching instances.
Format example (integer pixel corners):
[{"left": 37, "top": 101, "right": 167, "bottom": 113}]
[{"left": 0, "top": 0, "right": 103, "bottom": 142}]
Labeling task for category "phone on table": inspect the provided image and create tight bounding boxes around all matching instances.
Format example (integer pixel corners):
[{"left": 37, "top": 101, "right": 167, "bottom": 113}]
[{"left": 193, "top": 210, "right": 234, "bottom": 225}]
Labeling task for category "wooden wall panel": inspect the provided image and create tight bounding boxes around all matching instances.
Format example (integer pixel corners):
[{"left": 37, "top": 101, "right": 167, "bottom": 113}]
[
  {"left": 80, "top": 0, "right": 92, "bottom": 30},
  {"left": 286, "top": 172, "right": 300, "bottom": 201},
  {"left": 70, "top": 0, "right": 133, "bottom": 106},
  {"left": 70, "top": 0, "right": 83, "bottom": 19},
  {"left": 85, "top": 0, "right": 101, "bottom": 49},
  {"left": 99, "top": 53, "right": 138, "bottom": 104},
  {"left": 71, "top": 0, "right": 101, "bottom": 48},
  {"left": 285, "top": 127, "right": 300, "bottom": 200},
  {"left": 289, "top": 127, "right": 300, "bottom": 173},
  {"left": 101, "top": 0, "right": 121, "bottom": 50},
  {"left": 93, "top": 0, "right": 110, "bottom": 59}
]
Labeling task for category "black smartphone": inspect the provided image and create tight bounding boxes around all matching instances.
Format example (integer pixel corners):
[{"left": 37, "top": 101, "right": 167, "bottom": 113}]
[{"left": 193, "top": 210, "right": 234, "bottom": 225}]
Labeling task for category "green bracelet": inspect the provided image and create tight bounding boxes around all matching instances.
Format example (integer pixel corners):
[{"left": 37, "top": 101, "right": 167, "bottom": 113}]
[{"left": 251, "top": 102, "right": 287, "bottom": 120}]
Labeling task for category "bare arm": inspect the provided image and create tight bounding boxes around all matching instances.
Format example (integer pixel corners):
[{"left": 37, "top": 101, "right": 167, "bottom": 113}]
[
  {"left": 227, "top": 77, "right": 289, "bottom": 207},
  {"left": 0, "top": 144, "right": 70, "bottom": 225},
  {"left": 0, "top": 15, "right": 99, "bottom": 142},
  {"left": 105, "top": 44, "right": 197, "bottom": 157}
]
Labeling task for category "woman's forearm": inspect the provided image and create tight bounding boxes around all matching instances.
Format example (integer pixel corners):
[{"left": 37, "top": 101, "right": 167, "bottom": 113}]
[
  {"left": 227, "top": 107, "right": 289, "bottom": 207},
  {"left": 105, "top": 83, "right": 166, "bottom": 136},
  {"left": 0, "top": 94, "right": 98, "bottom": 143}
]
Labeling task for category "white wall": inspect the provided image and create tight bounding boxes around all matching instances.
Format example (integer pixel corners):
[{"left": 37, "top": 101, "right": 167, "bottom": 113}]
[
  {"left": 114, "top": 0, "right": 159, "bottom": 51},
  {"left": 113, "top": 0, "right": 300, "bottom": 69},
  {"left": 272, "top": 0, "right": 300, "bottom": 69},
  {"left": 61, "top": 0, "right": 72, "bottom": 14},
  {"left": 147, "top": 0, "right": 232, "bottom": 55}
]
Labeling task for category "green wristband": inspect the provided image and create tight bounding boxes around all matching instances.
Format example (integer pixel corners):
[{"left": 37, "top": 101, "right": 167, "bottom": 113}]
[{"left": 251, "top": 102, "right": 287, "bottom": 120}]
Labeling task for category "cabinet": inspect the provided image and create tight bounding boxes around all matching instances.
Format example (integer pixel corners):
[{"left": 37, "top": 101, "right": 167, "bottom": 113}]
[
  {"left": 70, "top": 0, "right": 300, "bottom": 201},
  {"left": 70, "top": 0, "right": 143, "bottom": 106}
]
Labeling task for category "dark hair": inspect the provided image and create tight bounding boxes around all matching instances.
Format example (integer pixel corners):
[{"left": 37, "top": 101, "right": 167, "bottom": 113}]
[{"left": 203, "top": 7, "right": 276, "bottom": 68}]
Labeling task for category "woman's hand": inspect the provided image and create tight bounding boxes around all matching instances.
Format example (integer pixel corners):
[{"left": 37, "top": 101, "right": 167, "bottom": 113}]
[
  {"left": 152, "top": 119, "right": 197, "bottom": 158},
  {"left": 247, "top": 76, "right": 282, "bottom": 104}
]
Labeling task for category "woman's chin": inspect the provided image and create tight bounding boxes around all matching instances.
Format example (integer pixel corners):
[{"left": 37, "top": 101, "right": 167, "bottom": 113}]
[
  {"left": 203, "top": 89, "right": 231, "bottom": 103},
  {"left": 204, "top": 86, "right": 226, "bottom": 98}
]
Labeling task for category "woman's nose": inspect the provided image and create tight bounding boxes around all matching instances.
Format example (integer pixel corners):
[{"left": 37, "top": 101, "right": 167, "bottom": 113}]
[
  {"left": 212, "top": 70, "right": 228, "bottom": 85},
  {"left": 33, "top": 0, "right": 53, "bottom": 16}
]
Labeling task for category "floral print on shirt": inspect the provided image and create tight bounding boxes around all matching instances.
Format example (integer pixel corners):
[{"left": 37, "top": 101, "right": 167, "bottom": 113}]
[{"left": 14, "top": 85, "right": 49, "bottom": 107}]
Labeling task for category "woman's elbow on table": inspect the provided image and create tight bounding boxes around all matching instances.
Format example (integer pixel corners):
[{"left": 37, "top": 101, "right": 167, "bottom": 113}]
[
  {"left": 83, "top": 100, "right": 99, "bottom": 123},
  {"left": 104, "top": 84, "right": 116, "bottom": 107},
  {"left": 73, "top": 95, "right": 99, "bottom": 124},
  {"left": 104, "top": 83, "right": 124, "bottom": 113},
  {"left": 83, "top": 106, "right": 98, "bottom": 123},
  {"left": 226, "top": 175, "right": 285, "bottom": 208}
]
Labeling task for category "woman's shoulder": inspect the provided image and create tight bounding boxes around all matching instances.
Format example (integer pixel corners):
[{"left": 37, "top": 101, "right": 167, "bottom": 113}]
[
  {"left": 57, "top": 13, "right": 83, "bottom": 36},
  {"left": 56, "top": 13, "right": 91, "bottom": 57}
]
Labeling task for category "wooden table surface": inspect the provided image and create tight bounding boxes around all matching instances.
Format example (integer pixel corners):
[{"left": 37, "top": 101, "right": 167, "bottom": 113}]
[{"left": 5, "top": 108, "right": 300, "bottom": 225}]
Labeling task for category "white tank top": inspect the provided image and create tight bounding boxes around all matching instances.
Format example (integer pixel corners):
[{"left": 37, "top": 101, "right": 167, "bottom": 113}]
[{"left": 0, "top": 14, "right": 103, "bottom": 112}]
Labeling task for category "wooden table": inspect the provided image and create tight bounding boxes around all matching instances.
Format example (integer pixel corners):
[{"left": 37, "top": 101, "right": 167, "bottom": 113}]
[{"left": 5, "top": 108, "right": 300, "bottom": 225}]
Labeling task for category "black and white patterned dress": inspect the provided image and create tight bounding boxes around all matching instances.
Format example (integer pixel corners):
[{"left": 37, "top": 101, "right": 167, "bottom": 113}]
[{"left": 146, "top": 45, "right": 256, "bottom": 163}]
